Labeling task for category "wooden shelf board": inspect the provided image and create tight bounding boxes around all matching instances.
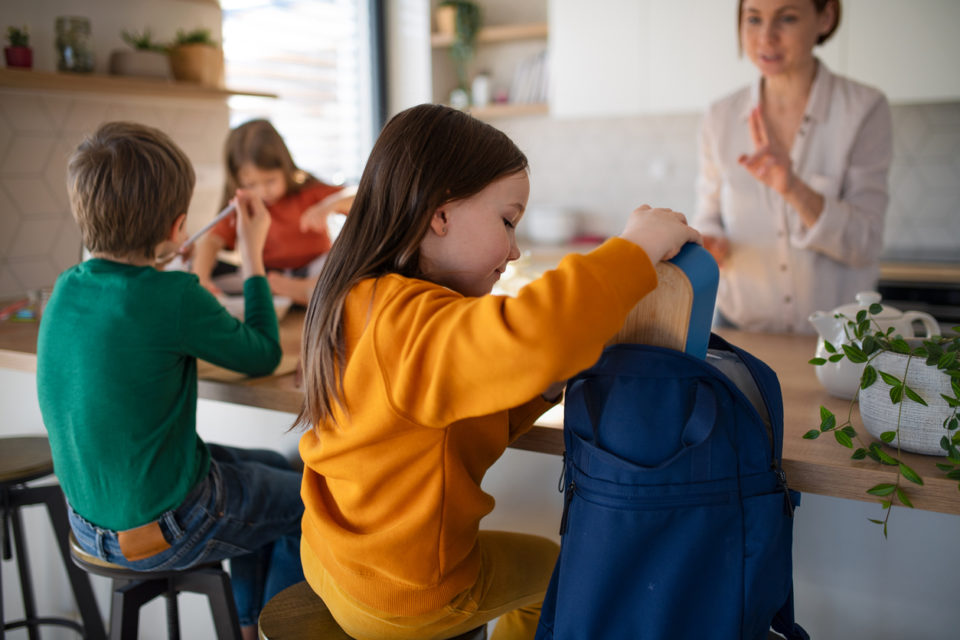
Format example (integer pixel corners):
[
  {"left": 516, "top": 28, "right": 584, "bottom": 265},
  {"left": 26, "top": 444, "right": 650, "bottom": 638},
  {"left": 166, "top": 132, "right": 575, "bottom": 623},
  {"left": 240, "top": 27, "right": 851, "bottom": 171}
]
[
  {"left": 0, "top": 68, "right": 276, "bottom": 100},
  {"left": 431, "top": 22, "right": 548, "bottom": 48}
]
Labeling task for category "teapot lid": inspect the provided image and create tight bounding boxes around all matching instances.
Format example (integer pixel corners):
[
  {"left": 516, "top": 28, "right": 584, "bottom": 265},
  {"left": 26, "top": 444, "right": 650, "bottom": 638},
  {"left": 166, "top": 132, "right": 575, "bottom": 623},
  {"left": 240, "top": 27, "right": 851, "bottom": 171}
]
[{"left": 832, "top": 291, "right": 902, "bottom": 320}]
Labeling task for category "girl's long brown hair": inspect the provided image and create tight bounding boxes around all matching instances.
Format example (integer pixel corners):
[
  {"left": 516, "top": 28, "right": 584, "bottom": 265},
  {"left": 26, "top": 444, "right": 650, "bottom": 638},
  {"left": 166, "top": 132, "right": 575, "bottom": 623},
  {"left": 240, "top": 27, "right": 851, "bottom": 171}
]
[
  {"left": 219, "top": 119, "right": 318, "bottom": 209},
  {"left": 295, "top": 104, "right": 528, "bottom": 432}
]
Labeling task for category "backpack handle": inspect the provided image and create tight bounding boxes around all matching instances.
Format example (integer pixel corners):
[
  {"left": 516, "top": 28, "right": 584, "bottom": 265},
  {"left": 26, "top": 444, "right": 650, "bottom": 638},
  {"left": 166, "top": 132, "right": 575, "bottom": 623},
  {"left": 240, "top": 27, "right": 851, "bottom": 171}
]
[{"left": 569, "top": 382, "right": 718, "bottom": 472}]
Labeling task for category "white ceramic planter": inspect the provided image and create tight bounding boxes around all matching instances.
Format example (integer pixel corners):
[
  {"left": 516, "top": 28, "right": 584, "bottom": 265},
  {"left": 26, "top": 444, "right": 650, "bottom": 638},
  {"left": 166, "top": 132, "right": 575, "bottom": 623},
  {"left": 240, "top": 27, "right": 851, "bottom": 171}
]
[
  {"left": 108, "top": 49, "right": 170, "bottom": 79},
  {"left": 859, "top": 350, "right": 954, "bottom": 456}
]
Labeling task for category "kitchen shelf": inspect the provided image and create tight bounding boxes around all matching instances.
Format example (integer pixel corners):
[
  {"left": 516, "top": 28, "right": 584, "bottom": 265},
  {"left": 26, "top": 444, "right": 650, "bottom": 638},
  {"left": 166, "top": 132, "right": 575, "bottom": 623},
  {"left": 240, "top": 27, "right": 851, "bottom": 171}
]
[
  {"left": 0, "top": 68, "right": 276, "bottom": 100},
  {"left": 469, "top": 102, "right": 548, "bottom": 119},
  {"left": 430, "top": 22, "right": 548, "bottom": 48}
]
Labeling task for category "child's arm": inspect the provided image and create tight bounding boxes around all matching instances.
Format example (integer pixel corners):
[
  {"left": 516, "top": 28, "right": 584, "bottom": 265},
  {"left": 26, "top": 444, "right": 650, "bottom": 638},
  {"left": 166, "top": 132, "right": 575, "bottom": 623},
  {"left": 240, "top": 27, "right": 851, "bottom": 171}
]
[
  {"left": 266, "top": 272, "right": 315, "bottom": 306},
  {"left": 192, "top": 232, "right": 226, "bottom": 295},
  {"left": 234, "top": 190, "right": 270, "bottom": 280},
  {"left": 299, "top": 186, "right": 357, "bottom": 233}
]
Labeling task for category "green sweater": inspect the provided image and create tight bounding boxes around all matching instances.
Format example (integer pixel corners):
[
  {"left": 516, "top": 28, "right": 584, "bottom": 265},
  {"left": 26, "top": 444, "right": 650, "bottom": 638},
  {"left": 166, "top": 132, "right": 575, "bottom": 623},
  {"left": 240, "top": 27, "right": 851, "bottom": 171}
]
[{"left": 37, "top": 259, "right": 282, "bottom": 530}]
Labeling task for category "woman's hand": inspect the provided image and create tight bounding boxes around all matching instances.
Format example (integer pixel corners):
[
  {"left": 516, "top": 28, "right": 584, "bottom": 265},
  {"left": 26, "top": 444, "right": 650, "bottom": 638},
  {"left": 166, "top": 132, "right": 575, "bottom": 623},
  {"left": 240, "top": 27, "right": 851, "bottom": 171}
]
[
  {"left": 738, "top": 107, "right": 795, "bottom": 195},
  {"left": 702, "top": 234, "right": 730, "bottom": 267}
]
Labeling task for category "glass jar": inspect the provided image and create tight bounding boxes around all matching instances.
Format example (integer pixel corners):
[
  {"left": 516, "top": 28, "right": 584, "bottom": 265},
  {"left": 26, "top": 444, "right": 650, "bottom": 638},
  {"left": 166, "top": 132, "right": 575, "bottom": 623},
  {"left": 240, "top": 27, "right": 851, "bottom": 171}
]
[{"left": 55, "top": 16, "right": 94, "bottom": 73}]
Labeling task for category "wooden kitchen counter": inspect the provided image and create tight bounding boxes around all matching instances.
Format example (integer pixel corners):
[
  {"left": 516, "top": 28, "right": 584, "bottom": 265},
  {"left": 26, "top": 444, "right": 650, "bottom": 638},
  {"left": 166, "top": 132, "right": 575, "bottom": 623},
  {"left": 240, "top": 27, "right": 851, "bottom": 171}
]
[{"left": 2, "top": 312, "right": 957, "bottom": 515}]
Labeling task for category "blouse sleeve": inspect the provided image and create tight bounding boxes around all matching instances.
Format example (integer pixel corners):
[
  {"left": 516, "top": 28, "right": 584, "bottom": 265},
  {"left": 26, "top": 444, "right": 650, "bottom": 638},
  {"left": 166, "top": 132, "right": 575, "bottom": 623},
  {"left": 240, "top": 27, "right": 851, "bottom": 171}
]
[
  {"left": 791, "top": 94, "right": 893, "bottom": 267},
  {"left": 693, "top": 108, "right": 727, "bottom": 239}
]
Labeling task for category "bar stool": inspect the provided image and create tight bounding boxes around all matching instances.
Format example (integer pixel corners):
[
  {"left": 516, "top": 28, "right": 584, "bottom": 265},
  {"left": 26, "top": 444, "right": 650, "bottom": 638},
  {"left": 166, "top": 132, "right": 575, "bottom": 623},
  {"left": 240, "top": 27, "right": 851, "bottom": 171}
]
[
  {"left": 68, "top": 532, "right": 241, "bottom": 640},
  {"left": 0, "top": 435, "right": 106, "bottom": 639},
  {"left": 258, "top": 581, "right": 487, "bottom": 640}
]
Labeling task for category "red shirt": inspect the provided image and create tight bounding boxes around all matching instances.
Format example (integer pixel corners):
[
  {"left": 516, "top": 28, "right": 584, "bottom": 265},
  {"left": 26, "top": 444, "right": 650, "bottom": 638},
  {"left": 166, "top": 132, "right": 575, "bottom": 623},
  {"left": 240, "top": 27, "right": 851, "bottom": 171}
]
[{"left": 211, "top": 181, "right": 342, "bottom": 270}]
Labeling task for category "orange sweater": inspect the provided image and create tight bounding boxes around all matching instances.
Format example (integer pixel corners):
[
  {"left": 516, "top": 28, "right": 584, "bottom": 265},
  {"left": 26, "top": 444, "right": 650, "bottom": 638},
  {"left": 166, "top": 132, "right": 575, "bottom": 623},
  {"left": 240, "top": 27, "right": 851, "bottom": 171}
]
[
  {"left": 299, "top": 238, "right": 658, "bottom": 616},
  {"left": 212, "top": 181, "right": 341, "bottom": 270}
]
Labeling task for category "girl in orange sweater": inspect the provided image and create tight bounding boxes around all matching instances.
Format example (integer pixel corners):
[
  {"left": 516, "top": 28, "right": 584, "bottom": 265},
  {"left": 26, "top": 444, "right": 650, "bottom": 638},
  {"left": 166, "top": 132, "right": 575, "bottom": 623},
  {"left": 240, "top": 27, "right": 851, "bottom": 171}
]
[
  {"left": 296, "top": 104, "right": 700, "bottom": 640},
  {"left": 192, "top": 119, "right": 355, "bottom": 305}
]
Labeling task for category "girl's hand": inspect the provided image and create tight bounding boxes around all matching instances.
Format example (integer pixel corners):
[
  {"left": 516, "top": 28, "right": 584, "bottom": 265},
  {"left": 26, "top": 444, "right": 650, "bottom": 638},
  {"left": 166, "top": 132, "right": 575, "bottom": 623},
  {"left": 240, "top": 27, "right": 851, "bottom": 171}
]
[
  {"left": 702, "top": 234, "right": 730, "bottom": 267},
  {"left": 234, "top": 189, "right": 271, "bottom": 278},
  {"left": 299, "top": 202, "right": 332, "bottom": 234},
  {"left": 739, "top": 107, "right": 794, "bottom": 195},
  {"left": 266, "top": 272, "right": 315, "bottom": 306},
  {"left": 619, "top": 205, "right": 702, "bottom": 263}
]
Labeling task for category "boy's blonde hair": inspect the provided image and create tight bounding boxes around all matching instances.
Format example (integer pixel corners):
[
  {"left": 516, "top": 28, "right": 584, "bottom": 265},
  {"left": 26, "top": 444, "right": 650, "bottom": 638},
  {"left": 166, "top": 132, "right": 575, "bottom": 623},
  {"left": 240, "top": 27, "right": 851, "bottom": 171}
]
[{"left": 67, "top": 121, "right": 195, "bottom": 259}]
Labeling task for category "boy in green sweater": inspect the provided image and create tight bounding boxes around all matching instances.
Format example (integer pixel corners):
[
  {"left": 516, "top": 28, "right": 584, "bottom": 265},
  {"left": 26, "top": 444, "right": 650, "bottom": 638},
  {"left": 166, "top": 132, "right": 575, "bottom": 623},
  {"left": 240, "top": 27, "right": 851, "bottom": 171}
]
[{"left": 37, "top": 122, "right": 304, "bottom": 638}]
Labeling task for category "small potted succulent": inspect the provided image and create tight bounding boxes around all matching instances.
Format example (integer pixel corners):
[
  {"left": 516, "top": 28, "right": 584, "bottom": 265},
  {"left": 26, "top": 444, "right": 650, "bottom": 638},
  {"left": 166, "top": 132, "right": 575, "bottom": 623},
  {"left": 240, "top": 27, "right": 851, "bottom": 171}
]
[
  {"left": 805, "top": 305, "right": 960, "bottom": 535},
  {"left": 109, "top": 28, "right": 170, "bottom": 79},
  {"left": 168, "top": 27, "right": 223, "bottom": 87},
  {"left": 5, "top": 25, "right": 32, "bottom": 69}
]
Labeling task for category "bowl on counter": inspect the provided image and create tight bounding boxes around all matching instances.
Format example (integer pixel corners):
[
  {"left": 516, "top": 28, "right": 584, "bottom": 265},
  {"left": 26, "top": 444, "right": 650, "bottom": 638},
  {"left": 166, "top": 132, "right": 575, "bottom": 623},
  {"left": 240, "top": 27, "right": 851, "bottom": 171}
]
[
  {"left": 523, "top": 206, "right": 579, "bottom": 245},
  {"left": 217, "top": 295, "right": 292, "bottom": 322}
]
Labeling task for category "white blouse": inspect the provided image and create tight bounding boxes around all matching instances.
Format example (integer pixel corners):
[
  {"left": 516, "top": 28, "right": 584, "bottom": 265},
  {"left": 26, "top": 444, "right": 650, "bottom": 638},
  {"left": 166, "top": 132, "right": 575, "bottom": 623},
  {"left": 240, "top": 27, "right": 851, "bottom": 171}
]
[{"left": 694, "top": 60, "right": 892, "bottom": 334}]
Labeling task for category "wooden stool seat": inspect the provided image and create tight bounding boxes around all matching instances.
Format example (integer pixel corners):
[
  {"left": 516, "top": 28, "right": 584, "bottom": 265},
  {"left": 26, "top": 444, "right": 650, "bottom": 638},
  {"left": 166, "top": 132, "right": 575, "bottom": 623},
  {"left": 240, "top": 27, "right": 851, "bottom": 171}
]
[
  {"left": 258, "top": 581, "right": 487, "bottom": 640},
  {"left": 69, "top": 531, "right": 241, "bottom": 639},
  {"left": 0, "top": 435, "right": 106, "bottom": 638}
]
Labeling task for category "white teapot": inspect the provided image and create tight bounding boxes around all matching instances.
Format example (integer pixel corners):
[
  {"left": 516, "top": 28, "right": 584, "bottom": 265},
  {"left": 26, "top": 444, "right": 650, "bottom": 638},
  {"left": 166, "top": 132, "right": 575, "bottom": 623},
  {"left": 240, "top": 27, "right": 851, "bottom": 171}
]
[{"left": 808, "top": 291, "right": 940, "bottom": 399}]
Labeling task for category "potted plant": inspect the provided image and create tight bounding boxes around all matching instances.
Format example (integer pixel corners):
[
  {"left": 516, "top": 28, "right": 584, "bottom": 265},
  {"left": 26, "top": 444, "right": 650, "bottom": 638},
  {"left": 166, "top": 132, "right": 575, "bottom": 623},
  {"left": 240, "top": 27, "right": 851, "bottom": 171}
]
[
  {"left": 109, "top": 28, "right": 170, "bottom": 79},
  {"left": 5, "top": 25, "right": 32, "bottom": 69},
  {"left": 168, "top": 27, "right": 223, "bottom": 87},
  {"left": 805, "top": 305, "right": 960, "bottom": 535},
  {"left": 437, "top": 1, "right": 482, "bottom": 105}
]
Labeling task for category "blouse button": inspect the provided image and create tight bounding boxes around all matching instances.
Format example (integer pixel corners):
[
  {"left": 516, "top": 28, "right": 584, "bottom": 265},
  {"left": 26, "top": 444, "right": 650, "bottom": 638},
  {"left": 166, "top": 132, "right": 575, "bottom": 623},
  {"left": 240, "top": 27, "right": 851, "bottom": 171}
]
[
  {"left": 780, "top": 264, "right": 788, "bottom": 271},
  {"left": 784, "top": 295, "right": 792, "bottom": 304}
]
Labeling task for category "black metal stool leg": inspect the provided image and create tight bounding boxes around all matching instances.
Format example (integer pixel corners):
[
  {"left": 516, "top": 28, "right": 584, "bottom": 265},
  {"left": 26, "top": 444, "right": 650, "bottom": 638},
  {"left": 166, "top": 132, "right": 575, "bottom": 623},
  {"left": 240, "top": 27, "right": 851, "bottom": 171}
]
[
  {"left": 165, "top": 584, "right": 181, "bottom": 640},
  {"left": 177, "top": 568, "right": 242, "bottom": 640},
  {"left": 36, "top": 484, "right": 108, "bottom": 639},
  {"left": 10, "top": 506, "right": 40, "bottom": 640}
]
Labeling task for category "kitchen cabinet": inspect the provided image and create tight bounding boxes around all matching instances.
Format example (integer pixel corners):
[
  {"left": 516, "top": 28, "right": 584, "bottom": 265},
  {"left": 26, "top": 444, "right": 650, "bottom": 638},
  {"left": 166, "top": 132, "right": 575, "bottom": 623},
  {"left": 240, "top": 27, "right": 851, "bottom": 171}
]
[
  {"left": 549, "top": 0, "right": 957, "bottom": 119},
  {"left": 430, "top": 18, "right": 549, "bottom": 119}
]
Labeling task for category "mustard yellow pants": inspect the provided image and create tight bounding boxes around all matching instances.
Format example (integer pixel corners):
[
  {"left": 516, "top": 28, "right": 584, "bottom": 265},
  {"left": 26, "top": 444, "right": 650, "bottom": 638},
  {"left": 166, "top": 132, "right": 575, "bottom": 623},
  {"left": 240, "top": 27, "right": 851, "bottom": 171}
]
[{"left": 311, "top": 530, "right": 560, "bottom": 640}]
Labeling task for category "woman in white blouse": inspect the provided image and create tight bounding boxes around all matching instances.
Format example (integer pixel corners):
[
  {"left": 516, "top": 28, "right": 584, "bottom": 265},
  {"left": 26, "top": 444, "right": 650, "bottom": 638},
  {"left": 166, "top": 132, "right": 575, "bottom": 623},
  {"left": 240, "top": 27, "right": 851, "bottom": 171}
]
[{"left": 694, "top": 0, "right": 892, "bottom": 334}]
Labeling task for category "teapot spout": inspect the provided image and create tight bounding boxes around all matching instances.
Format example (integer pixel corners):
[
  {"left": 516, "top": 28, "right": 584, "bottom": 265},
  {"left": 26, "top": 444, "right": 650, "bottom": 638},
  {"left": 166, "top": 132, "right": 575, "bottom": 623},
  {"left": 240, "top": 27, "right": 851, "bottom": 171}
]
[{"left": 808, "top": 311, "right": 837, "bottom": 339}]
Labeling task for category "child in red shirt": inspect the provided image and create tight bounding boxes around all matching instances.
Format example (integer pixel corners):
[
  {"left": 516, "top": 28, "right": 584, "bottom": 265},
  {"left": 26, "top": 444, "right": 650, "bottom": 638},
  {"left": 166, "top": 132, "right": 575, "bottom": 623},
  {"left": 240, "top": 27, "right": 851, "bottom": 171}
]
[{"left": 192, "top": 119, "right": 354, "bottom": 304}]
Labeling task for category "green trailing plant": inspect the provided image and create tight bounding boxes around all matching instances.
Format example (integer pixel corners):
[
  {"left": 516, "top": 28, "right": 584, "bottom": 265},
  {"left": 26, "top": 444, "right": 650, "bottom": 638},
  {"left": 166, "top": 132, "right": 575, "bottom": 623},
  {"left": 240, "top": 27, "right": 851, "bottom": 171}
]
[
  {"left": 439, "top": 0, "right": 482, "bottom": 90},
  {"left": 805, "top": 304, "right": 960, "bottom": 536},
  {"left": 121, "top": 28, "right": 166, "bottom": 53},
  {"left": 173, "top": 28, "right": 218, "bottom": 48},
  {"left": 6, "top": 25, "right": 30, "bottom": 48}
]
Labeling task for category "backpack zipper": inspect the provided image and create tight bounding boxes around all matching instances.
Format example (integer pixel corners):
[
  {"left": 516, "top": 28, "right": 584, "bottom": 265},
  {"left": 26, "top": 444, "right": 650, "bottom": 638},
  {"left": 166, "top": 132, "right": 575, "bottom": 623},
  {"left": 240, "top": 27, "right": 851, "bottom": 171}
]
[
  {"left": 559, "top": 481, "right": 575, "bottom": 536},
  {"left": 776, "top": 468, "right": 795, "bottom": 517}
]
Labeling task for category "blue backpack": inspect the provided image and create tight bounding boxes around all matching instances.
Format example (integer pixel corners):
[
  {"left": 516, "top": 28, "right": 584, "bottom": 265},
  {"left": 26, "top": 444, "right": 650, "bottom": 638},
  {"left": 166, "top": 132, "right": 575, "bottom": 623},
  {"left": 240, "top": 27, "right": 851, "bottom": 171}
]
[{"left": 535, "top": 334, "right": 808, "bottom": 640}]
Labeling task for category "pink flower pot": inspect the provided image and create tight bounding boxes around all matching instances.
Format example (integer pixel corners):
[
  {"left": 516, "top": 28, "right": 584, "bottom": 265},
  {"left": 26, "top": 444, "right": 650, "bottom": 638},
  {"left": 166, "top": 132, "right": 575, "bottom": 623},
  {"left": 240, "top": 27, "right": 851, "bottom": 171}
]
[{"left": 4, "top": 46, "right": 33, "bottom": 69}]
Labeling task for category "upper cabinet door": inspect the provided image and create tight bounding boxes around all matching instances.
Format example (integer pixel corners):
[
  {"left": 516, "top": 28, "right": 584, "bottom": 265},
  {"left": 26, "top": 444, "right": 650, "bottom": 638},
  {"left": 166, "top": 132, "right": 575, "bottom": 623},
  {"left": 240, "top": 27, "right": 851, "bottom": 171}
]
[
  {"left": 844, "top": 0, "right": 960, "bottom": 103},
  {"left": 549, "top": 0, "right": 958, "bottom": 119},
  {"left": 549, "top": 0, "right": 650, "bottom": 118}
]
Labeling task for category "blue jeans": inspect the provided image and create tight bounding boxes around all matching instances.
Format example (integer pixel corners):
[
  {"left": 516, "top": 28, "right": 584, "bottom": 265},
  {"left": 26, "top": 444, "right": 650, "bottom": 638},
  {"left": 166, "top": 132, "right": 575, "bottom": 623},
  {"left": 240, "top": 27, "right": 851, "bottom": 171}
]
[{"left": 68, "top": 444, "right": 305, "bottom": 627}]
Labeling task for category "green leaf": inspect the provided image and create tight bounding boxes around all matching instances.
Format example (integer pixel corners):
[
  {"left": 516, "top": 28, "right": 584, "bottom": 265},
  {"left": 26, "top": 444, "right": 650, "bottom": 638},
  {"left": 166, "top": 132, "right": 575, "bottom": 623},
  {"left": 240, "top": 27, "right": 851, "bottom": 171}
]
[
  {"left": 891, "top": 337, "right": 911, "bottom": 354},
  {"left": 865, "top": 448, "right": 882, "bottom": 463},
  {"left": 936, "top": 463, "right": 954, "bottom": 471},
  {"left": 896, "top": 487, "right": 914, "bottom": 508},
  {"left": 842, "top": 425, "right": 857, "bottom": 438},
  {"left": 942, "top": 435, "right": 952, "bottom": 450},
  {"left": 868, "top": 518, "right": 885, "bottom": 525},
  {"left": 856, "top": 309, "right": 867, "bottom": 323},
  {"left": 834, "top": 430, "right": 853, "bottom": 448},
  {"left": 824, "top": 340, "right": 836, "bottom": 353},
  {"left": 860, "top": 365, "right": 877, "bottom": 389},
  {"left": 857, "top": 319, "right": 871, "bottom": 336},
  {"left": 828, "top": 354, "right": 845, "bottom": 363},
  {"left": 867, "top": 483, "right": 896, "bottom": 496},
  {"left": 869, "top": 303, "right": 884, "bottom": 315},
  {"left": 890, "top": 385, "right": 903, "bottom": 404},
  {"left": 879, "top": 371, "right": 902, "bottom": 387},
  {"left": 880, "top": 431, "right": 896, "bottom": 443},
  {"left": 947, "top": 469, "right": 960, "bottom": 481},
  {"left": 870, "top": 444, "right": 898, "bottom": 465},
  {"left": 819, "top": 406, "right": 836, "bottom": 430},
  {"left": 802, "top": 429, "right": 821, "bottom": 440},
  {"left": 948, "top": 417, "right": 959, "bottom": 431},
  {"left": 941, "top": 394, "right": 960, "bottom": 408},
  {"left": 861, "top": 335, "right": 878, "bottom": 355},
  {"left": 851, "top": 448, "right": 867, "bottom": 460},
  {"left": 903, "top": 384, "right": 928, "bottom": 406},
  {"left": 842, "top": 343, "right": 868, "bottom": 364},
  {"left": 938, "top": 351, "right": 957, "bottom": 369},
  {"left": 808, "top": 357, "right": 827, "bottom": 365},
  {"left": 899, "top": 462, "right": 924, "bottom": 486}
]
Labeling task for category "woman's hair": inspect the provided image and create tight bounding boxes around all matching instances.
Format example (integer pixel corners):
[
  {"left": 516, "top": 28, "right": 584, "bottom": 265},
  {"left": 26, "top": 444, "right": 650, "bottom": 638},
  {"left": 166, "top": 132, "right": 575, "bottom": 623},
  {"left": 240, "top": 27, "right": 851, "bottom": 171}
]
[
  {"left": 219, "top": 119, "right": 317, "bottom": 208},
  {"left": 738, "top": 0, "right": 842, "bottom": 49},
  {"left": 295, "top": 103, "right": 528, "bottom": 431},
  {"left": 68, "top": 121, "right": 195, "bottom": 260}
]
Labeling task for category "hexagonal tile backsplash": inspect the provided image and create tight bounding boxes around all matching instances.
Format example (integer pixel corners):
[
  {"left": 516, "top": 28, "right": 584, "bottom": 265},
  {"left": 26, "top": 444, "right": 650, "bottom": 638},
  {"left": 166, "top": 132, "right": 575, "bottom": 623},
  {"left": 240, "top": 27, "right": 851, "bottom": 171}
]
[{"left": 0, "top": 89, "right": 228, "bottom": 299}]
